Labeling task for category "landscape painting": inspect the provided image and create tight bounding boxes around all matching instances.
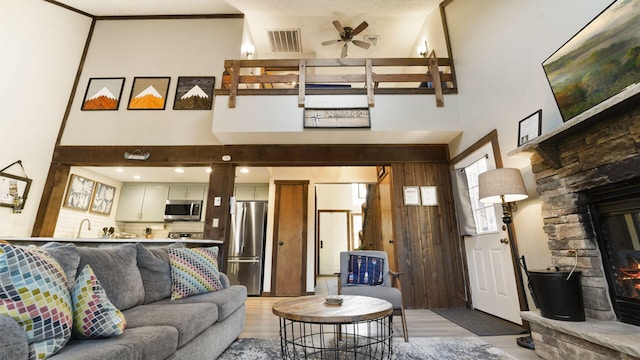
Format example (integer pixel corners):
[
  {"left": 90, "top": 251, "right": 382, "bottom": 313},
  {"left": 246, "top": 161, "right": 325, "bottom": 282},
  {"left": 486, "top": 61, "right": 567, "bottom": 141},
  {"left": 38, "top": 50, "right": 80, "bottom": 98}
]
[
  {"left": 127, "top": 77, "right": 170, "bottom": 110},
  {"left": 81, "top": 77, "right": 125, "bottom": 110},
  {"left": 543, "top": 0, "right": 640, "bottom": 121},
  {"left": 173, "top": 77, "right": 215, "bottom": 110}
]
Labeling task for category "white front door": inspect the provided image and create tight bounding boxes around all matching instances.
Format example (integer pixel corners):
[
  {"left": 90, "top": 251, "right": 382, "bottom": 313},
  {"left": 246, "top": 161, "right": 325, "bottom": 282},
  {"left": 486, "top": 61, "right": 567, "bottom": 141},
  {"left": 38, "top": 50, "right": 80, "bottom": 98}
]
[
  {"left": 319, "top": 211, "right": 349, "bottom": 275},
  {"left": 454, "top": 143, "right": 522, "bottom": 324}
]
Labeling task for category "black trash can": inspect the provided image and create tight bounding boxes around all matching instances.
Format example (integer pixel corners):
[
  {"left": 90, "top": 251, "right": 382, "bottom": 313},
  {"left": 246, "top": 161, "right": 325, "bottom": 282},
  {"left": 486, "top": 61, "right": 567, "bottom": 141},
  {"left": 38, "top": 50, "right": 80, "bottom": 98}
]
[{"left": 528, "top": 269, "right": 585, "bottom": 321}]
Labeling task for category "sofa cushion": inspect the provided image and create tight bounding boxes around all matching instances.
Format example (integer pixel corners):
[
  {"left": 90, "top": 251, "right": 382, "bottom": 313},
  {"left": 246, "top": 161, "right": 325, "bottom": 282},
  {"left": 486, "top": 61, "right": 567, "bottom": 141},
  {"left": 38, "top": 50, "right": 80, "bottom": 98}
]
[
  {"left": 347, "top": 254, "right": 385, "bottom": 286},
  {"left": 123, "top": 303, "right": 218, "bottom": 347},
  {"left": 135, "top": 243, "right": 183, "bottom": 304},
  {"left": 154, "top": 285, "right": 247, "bottom": 322},
  {"left": 77, "top": 244, "right": 144, "bottom": 310},
  {"left": 168, "top": 247, "right": 223, "bottom": 300},
  {"left": 71, "top": 265, "right": 127, "bottom": 338},
  {"left": 40, "top": 242, "right": 81, "bottom": 290},
  {"left": 0, "top": 244, "right": 72, "bottom": 360},
  {"left": 48, "top": 326, "right": 178, "bottom": 360}
]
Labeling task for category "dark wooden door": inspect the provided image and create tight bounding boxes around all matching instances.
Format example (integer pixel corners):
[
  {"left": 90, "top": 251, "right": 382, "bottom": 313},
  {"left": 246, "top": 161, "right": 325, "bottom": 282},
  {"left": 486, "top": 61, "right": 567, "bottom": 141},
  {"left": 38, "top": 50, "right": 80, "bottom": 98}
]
[{"left": 271, "top": 180, "right": 308, "bottom": 296}]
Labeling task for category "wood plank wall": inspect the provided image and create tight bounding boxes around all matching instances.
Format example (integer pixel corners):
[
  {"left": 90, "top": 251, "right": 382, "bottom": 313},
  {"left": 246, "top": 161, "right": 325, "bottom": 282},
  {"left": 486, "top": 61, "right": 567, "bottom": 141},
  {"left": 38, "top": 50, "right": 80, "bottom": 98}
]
[{"left": 390, "top": 162, "right": 466, "bottom": 309}]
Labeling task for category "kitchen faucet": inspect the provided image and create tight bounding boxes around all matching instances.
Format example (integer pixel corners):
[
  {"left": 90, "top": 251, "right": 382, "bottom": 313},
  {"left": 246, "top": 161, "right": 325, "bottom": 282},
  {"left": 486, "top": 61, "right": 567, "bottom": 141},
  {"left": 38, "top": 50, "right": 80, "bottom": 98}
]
[{"left": 76, "top": 218, "right": 92, "bottom": 239}]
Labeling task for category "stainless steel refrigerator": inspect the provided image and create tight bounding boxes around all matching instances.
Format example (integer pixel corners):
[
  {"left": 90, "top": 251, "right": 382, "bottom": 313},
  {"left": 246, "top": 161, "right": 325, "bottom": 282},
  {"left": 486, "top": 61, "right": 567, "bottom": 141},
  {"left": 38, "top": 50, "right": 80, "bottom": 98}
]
[{"left": 227, "top": 201, "right": 267, "bottom": 296}]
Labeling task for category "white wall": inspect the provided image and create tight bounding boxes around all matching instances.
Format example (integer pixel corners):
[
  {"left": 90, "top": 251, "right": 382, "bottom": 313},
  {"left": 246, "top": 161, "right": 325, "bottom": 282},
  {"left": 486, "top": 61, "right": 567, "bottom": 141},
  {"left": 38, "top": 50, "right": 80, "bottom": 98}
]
[
  {"left": 61, "top": 18, "right": 243, "bottom": 146},
  {"left": 261, "top": 166, "right": 377, "bottom": 293},
  {"left": 445, "top": 0, "right": 611, "bottom": 283},
  {"left": 0, "top": 0, "right": 91, "bottom": 236}
]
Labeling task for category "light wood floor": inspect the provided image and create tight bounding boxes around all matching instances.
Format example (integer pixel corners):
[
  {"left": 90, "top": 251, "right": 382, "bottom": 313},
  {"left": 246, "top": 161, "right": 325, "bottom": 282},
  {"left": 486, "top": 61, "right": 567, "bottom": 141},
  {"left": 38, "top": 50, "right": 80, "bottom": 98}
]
[{"left": 241, "top": 277, "right": 541, "bottom": 359}]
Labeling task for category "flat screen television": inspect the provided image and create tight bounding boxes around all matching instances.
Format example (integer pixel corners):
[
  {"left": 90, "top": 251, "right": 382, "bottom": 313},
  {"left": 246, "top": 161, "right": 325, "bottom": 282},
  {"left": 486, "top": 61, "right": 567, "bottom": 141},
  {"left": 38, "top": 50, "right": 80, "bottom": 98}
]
[{"left": 543, "top": 0, "right": 640, "bottom": 121}]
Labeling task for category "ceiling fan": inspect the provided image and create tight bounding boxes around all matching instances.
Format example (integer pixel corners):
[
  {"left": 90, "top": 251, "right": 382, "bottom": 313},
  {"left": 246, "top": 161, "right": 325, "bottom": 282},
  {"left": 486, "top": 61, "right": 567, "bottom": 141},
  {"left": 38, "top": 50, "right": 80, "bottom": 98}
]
[{"left": 321, "top": 20, "right": 370, "bottom": 58}]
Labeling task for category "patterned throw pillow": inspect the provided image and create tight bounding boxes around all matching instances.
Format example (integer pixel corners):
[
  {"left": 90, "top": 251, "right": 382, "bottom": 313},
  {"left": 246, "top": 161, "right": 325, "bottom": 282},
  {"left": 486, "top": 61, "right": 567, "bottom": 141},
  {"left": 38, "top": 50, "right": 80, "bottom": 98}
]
[
  {"left": 72, "top": 264, "right": 127, "bottom": 338},
  {"left": 0, "top": 244, "right": 72, "bottom": 360},
  {"left": 347, "top": 254, "right": 385, "bottom": 286},
  {"left": 168, "top": 247, "right": 223, "bottom": 300}
]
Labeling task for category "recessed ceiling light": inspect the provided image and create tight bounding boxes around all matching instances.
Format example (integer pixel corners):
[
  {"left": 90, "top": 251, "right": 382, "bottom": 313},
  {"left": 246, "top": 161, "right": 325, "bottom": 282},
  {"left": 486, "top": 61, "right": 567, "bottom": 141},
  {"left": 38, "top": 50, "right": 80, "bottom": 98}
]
[
  {"left": 175, "top": 168, "right": 184, "bottom": 173},
  {"left": 206, "top": 168, "right": 212, "bottom": 173},
  {"left": 133, "top": 175, "right": 141, "bottom": 180},
  {"left": 240, "top": 168, "right": 250, "bottom": 174},
  {"left": 116, "top": 168, "right": 124, "bottom": 173}
]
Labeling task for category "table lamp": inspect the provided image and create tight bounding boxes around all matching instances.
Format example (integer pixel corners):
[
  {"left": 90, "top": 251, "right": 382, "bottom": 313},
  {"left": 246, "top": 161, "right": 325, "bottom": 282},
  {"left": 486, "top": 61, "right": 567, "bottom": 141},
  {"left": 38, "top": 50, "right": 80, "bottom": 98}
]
[{"left": 478, "top": 168, "right": 534, "bottom": 350}]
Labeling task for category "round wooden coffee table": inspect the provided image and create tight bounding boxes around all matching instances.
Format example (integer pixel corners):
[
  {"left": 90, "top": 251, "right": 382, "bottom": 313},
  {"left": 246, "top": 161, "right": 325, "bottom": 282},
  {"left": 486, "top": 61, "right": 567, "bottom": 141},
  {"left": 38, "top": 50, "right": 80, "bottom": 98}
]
[{"left": 272, "top": 295, "right": 393, "bottom": 359}]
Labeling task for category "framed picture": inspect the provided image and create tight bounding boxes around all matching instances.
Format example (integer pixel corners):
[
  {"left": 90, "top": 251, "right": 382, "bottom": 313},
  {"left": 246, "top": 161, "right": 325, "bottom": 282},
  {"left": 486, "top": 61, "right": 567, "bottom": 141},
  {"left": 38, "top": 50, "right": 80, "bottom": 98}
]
[
  {"left": 173, "top": 76, "right": 215, "bottom": 110},
  {"left": 420, "top": 186, "right": 438, "bottom": 206},
  {"left": 0, "top": 172, "right": 31, "bottom": 209},
  {"left": 90, "top": 182, "right": 116, "bottom": 215},
  {"left": 127, "top": 77, "right": 171, "bottom": 110},
  {"left": 517, "top": 109, "right": 542, "bottom": 146},
  {"left": 63, "top": 174, "right": 95, "bottom": 211},
  {"left": 304, "top": 108, "right": 370, "bottom": 128},
  {"left": 542, "top": 1, "right": 640, "bottom": 121},
  {"left": 81, "top": 77, "right": 125, "bottom": 110},
  {"left": 403, "top": 186, "right": 421, "bottom": 206}
]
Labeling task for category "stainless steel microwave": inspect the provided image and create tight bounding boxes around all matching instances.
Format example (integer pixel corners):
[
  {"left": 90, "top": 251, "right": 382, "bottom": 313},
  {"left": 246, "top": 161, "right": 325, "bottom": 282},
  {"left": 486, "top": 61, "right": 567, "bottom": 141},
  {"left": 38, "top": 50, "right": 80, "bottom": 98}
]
[{"left": 164, "top": 200, "right": 202, "bottom": 221}]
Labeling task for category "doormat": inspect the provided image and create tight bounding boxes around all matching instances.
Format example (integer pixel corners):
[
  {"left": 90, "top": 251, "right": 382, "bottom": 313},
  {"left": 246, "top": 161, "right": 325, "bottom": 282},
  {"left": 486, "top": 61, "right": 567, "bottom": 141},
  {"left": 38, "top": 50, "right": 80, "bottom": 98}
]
[
  {"left": 431, "top": 308, "right": 527, "bottom": 336},
  {"left": 218, "top": 337, "right": 518, "bottom": 359}
]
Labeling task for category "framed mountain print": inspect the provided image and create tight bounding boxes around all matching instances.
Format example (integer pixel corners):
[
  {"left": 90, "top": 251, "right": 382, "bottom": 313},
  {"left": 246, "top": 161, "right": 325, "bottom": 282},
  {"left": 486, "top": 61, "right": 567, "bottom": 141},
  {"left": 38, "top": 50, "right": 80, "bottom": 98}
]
[
  {"left": 173, "top": 76, "right": 215, "bottom": 110},
  {"left": 81, "top": 77, "right": 125, "bottom": 110},
  {"left": 127, "top": 77, "right": 171, "bottom": 110}
]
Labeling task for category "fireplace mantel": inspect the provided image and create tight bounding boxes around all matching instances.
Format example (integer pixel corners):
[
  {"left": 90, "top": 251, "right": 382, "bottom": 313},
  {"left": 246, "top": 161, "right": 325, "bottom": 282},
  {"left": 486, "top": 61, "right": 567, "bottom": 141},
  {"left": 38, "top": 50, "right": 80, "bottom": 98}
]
[{"left": 509, "top": 84, "right": 640, "bottom": 168}]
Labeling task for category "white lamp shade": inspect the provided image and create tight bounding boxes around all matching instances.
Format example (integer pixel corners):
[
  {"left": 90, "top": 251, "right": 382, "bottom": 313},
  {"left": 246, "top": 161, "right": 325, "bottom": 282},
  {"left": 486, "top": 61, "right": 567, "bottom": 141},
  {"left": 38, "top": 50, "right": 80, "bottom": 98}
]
[{"left": 478, "top": 168, "right": 528, "bottom": 204}]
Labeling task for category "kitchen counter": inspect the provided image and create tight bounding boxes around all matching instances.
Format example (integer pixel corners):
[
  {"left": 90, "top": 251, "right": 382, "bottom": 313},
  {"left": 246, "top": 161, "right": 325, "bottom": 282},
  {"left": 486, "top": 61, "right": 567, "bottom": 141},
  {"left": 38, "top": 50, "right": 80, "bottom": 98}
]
[{"left": 3, "top": 237, "right": 223, "bottom": 245}]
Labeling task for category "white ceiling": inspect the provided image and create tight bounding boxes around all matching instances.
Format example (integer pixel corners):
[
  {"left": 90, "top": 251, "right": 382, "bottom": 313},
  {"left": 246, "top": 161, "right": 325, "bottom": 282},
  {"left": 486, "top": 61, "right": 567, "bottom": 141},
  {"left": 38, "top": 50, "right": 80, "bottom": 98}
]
[{"left": 53, "top": 0, "right": 441, "bottom": 59}]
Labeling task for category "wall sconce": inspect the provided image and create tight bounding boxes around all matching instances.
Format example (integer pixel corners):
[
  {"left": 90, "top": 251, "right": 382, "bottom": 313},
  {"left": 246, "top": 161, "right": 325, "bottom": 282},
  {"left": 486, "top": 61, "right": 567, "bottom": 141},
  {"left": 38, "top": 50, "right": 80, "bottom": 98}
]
[
  {"left": 417, "top": 41, "right": 428, "bottom": 57},
  {"left": 241, "top": 44, "right": 255, "bottom": 58}
]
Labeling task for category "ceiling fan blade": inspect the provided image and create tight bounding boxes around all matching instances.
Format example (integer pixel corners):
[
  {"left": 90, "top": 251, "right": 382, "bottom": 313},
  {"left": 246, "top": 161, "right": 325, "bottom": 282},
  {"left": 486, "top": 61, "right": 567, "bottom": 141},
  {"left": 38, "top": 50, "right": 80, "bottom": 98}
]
[
  {"left": 352, "top": 21, "right": 369, "bottom": 36},
  {"left": 352, "top": 39, "right": 370, "bottom": 49},
  {"left": 332, "top": 20, "right": 344, "bottom": 35},
  {"left": 341, "top": 43, "right": 348, "bottom": 58},
  {"left": 322, "top": 39, "right": 342, "bottom": 46}
]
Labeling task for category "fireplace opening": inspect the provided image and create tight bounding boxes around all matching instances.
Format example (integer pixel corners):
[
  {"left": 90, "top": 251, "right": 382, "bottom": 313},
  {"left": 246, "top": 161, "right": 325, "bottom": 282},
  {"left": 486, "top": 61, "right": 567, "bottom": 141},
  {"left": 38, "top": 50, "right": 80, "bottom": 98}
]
[{"left": 589, "top": 180, "right": 640, "bottom": 326}]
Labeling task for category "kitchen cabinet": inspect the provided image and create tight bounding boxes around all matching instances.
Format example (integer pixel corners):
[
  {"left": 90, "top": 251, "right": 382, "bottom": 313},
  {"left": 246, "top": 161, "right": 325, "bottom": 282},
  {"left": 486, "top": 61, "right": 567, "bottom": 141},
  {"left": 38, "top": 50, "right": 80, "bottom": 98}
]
[
  {"left": 234, "top": 184, "right": 269, "bottom": 201},
  {"left": 168, "top": 184, "right": 206, "bottom": 201},
  {"left": 115, "top": 184, "right": 169, "bottom": 222}
]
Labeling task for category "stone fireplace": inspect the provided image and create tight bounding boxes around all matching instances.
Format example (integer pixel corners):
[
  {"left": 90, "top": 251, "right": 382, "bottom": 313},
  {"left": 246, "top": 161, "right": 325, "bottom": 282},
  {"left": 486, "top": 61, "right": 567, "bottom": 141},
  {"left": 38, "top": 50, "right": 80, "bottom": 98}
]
[{"left": 521, "top": 101, "right": 640, "bottom": 359}]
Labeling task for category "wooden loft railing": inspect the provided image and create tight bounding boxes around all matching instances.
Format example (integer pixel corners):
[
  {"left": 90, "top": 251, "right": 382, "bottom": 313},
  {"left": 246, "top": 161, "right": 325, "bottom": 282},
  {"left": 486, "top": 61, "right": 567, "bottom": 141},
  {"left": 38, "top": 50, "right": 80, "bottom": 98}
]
[{"left": 217, "top": 55, "right": 457, "bottom": 108}]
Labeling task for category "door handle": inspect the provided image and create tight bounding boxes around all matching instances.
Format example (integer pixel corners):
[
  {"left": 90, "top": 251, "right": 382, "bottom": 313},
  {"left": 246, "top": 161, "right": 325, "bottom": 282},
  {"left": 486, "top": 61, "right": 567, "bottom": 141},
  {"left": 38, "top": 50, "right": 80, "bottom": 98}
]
[
  {"left": 279, "top": 241, "right": 284, "bottom": 246},
  {"left": 320, "top": 240, "right": 323, "bottom": 249},
  {"left": 388, "top": 240, "right": 394, "bottom": 244},
  {"left": 500, "top": 238, "right": 509, "bottom": 244}
]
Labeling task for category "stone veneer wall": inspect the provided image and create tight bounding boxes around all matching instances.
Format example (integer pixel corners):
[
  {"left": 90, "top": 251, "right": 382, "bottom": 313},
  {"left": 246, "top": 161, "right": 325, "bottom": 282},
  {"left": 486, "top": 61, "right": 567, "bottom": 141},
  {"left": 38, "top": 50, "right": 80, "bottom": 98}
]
[{"left": 530, "top": 108, "right": 640, "bottom": 321}]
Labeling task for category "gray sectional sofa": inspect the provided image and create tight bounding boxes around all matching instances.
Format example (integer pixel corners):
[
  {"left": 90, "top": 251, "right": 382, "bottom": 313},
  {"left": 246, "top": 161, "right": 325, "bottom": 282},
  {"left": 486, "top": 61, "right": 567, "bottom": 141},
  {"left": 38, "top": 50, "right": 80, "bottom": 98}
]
[{"left": 0, "top": 242, "right": 247, "bottom": 360}]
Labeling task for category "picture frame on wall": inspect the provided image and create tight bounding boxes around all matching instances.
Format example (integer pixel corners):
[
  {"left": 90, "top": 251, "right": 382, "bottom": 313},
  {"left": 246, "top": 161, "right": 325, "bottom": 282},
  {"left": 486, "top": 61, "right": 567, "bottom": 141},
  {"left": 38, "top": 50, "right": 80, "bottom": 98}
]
[
  {"left": 403, "top": 186, "right": 421, "bottom": 206},
  {"left": 127, "top": 77, "right": 171, "bottom": 110},
  {"left": 81, "top": 77, "right": 125, "bottom": 111},
  {"left": 173, "top": 76, "right": 215, "bottom": 110},
  {"left": 63, "top": 174, "right": 95, "bottom": 211},
  {"left": 0, "top": 172, "right": 31, "bottom": 209},
  {"left": 517, "top": 109, "right": 542, "bottom": 146},
  {"left": 90, "top": 182, "right": 116, "bottom": 215}
]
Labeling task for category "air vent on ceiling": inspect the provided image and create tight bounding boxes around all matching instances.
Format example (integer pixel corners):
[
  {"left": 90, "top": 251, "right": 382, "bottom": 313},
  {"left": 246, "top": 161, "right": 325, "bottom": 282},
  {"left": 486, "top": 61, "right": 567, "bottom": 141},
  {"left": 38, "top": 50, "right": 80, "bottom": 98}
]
[{"left": 267, "top": 29, "right": 301, "bottom": 53}]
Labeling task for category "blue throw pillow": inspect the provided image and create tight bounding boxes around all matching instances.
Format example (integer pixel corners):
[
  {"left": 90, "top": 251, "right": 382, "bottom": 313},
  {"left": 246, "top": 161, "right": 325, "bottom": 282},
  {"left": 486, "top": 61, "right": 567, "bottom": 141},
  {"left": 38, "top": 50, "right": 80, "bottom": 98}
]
[{"left": 347, "top": 255, "right": 384, "bottom": 286}]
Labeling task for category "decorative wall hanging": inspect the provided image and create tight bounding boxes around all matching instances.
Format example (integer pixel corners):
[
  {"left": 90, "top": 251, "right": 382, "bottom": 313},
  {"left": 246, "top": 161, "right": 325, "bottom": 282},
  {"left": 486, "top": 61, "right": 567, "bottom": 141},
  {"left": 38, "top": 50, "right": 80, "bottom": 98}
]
[
  {"left": 124, "top": 149, "right": 150, "bottom": 160},
  {"left": 173, "top": 76, "right": 215, "bottom": 110},
  {"left": 81, "top": 77, "right": 125, "bottom": 110},
  {"left": 517, "top": 109, "right": 542, "bottom": 146},
  {"left": 90, "top": 182, "right": 116, "bottom": 215},
  {"left": 0, "top": 160, "right": 31, "bottom": 212},
  {"left": 543, "top": 1, "right": 640, "bottom": 121},
  {"left": 63, "top": 174, "right": 95, "bottom": 211},
  {"left": 303, "top": 108, "right": 370, "bottom": 128},
  {"left": 127, "top": 77, "right": 170, "bottom": 110}
]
